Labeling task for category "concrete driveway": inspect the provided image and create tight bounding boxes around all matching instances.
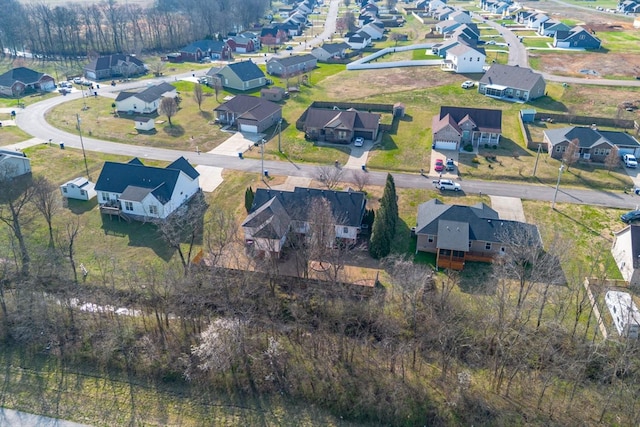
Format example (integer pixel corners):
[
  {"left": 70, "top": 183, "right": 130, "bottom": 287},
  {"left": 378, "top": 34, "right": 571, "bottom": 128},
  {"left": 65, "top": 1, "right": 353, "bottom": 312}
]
[
  {"left": 489, "top": 196, "right": 526, "bottom": 222},
  {"left": 209, "top": 131, "right": 265, "bottom": 156},
  {"left": 429, "top": 149, "right": 459, "bottom": 178},
  {"left": 623, "top": 165, "right": 640, "bottom": 190}
]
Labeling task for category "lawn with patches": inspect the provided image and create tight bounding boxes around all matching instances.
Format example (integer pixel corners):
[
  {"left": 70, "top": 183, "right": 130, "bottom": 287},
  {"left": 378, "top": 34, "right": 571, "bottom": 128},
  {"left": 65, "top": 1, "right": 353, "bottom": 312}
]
[
  {"left": 597, "top": 30, "right": 640, "bottom": 53},
  {"left": 0, "top": 119, "right": 32, "bottom": 144}
]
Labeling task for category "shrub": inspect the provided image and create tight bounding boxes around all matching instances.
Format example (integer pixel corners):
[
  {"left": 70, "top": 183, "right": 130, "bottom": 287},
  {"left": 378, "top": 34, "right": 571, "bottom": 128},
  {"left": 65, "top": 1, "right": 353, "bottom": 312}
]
[
  {"left": 472, "top": 156, "right": 481, "bottom": 164},
  {"left": 464, "top": 144, "right": 473, "bottom": 152}
]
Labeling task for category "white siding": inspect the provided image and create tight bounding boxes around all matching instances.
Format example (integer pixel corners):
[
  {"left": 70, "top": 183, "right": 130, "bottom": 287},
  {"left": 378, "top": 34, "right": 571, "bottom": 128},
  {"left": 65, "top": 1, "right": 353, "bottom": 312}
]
[{"left": 612, "top": 228, "right": 635, "bottom": 283}]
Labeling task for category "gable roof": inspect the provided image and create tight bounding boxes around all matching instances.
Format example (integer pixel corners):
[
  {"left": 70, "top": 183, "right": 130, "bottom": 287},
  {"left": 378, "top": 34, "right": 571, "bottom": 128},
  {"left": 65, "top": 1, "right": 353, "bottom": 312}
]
[
  {"left": 555, "top": 26, "right": 601, "bottom": 45},
  {"left": 114, "top": 82, "right": 175, "bottom": 103},
  {"left": 268, "top": 53, "right": 317, "bottom": 67},
  {"left": 304, "top": 108, "right": 380, "bottom": 132},
  {"left": 446, "top": 43, "right": 485, "bottom": 57},
  {"left": 436, "top": 106, "right": 502, "bottom": 133},
  {"left": 251, "top": 187, "right": 366, "bottom": 228},
  {"left": 544, "top": 126, "right": 640, "bottom": 149},
  {"left": 181, "top": 40, "right": 228, "bottom": 53},
  {"left": 0, "top": 67, "right": 48, "bottom": 87},
  {"left": 316, "top": 42, "right": 351, "bottom": 55},
  {"left": 214, "top": 95, "right": 282, "bottom": 121},
  {"left": 85, "top": 54, "right": 144, "bottom": 72},
  {"left": 242, "top": 196, "right": 291, "bottom": 239},
  {"left": 224, "top": 60, "right": 265, "bottom": 81},
  {"left": 479, "top": 64, "right": 544, "bottom": 91},
  {"left": 95, "top": 157, "right": 198, "bottom": 205}
]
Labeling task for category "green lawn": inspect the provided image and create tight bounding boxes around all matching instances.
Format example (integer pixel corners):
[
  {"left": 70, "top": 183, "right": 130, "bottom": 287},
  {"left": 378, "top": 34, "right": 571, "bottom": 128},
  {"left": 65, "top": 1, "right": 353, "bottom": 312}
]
[{"left": 597, "top": 30, "right": 640, "bottom": 53}]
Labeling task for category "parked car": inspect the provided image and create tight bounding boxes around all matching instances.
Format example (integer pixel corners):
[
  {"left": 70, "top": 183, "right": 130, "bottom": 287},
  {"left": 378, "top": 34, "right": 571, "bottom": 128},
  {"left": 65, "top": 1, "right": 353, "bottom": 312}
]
[
  {"left": 623, "top": 153, "right": 638, "bottom": 168},
  {"left": 73, "top": 77, "right": 83, "bottom": 84},
  {"left": 354, "top": 137, "right": 364, "bottom": 147},
  {"left": 445, "top": 158, "right": 455, "bottom": 171},
  {"left": 486, "top": 40, "right": 496, "bottom": 45},
  {"left": 285, "top": 46, "right": 293, "bottom": 50},
  {"left": 433, "top": 179, "right": 461, "bottom": 192},
  {"left": 434, "top": 158, "right": 445, "bottom": 172},
  {"left": 621, "top": 210, "right": 640, "bottom": 223},
  {"left": 461, "top": 80, "right": 475, "bottom": 89}
]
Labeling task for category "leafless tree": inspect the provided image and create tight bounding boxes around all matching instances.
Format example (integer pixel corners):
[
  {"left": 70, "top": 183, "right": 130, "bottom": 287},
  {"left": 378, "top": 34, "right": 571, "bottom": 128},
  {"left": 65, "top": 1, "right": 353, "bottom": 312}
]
[
  {"left": 203, "top": 208, "right": 238, "bottom": 267},
  {"left": 193, "top": 83, "right": 204, "bottom": 111},
  {"left": 351, "top": 169, "right": 370, "bottom": 192},
  {"left": 563, "top": 138, "right": 579, "bottom": 171},
  {"left": 604, "top": 145, "right": 619, "bottom": 173},
  {"left": 57, "top": 217, "right": 82, "bottom": 284},
  {"left": 306, "top": 197, "right": 346, "bottom": 284},
  {"left": 159, "top": 96, "right": 178, "bottom": 127},
  {"left": 31, "top": 176, "right": 61, "bottom": 248},
  {"left": 315, "top": 165, "right": 343, "bottom": 190},
  {"left": 148, "top": 60, "right": 167, "bottom": 77}
]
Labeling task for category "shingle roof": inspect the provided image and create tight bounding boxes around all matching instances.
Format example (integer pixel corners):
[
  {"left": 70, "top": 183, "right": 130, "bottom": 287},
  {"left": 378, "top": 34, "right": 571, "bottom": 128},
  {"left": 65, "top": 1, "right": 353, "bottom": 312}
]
[
  {"left": 316, "top": 42, "right": 350, "bottom": 55},
  {"left": 136, "top": 82, "right": 176, "bottom": 103},
  {"left": 213, "top": 95, "right": 282, "bottom": 121},
  {"left": 436, "top": 106, "right": 502, "bottom": 134},
  {"left": 479, "top": 64, "right": 544, "bottom": 91},
  {"left": 85, "top": 54, "right": 144, "bottom": 72},
  {"left": 304, "top": 108, "right": 380, "bottom": 133},
  {"left": 95, "top": 156, "right": 198, "bottom": 205},
  {"left": 0, "top": 67, "right": 47, "bottom": 87},
  {"left": 269, "top": 53, "right": 317, "bottom": 67},
  {"left": 225, "top": 61, "right": 265, "bottom": 82},
  {"left": 242, "top": 196, "right": 291, "bottom": 239},
  {"left": 251, "top": 187, "right": 366, "bottom": 227},
  {"left": 544, "top": 126, "right": 640, "bottom": 149},
  {"left": 181, "top": 40, "right": 228, "bottom": 53}
]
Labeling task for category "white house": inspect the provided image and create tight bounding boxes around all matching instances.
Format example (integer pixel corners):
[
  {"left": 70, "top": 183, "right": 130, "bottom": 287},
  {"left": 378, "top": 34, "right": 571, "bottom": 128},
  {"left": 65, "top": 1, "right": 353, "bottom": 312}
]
[
  {"left": 448, "top": 10, "right": 472, "bottom": 24},
  {"left": 605, "top": 290, "right": 640, "bottom": 339},
  {"left": 95, "top": 157, "right": 200, "bottom": 221},
  {"left": 347, "top": 31, "right": 372, "bottom": 50},
  {"left": 134, "top": 116, "right": 155, "bottom": 132},
  {"left": 0, "top": 148, "right": 31, "bottom": 179},
  {"left": 360, "top": 23, "right": 385, "bottom": 40},
  {"left": 441, "top": 43, "right": 486, "bottom": 73},
  {"left": 612, "top": 225, "right": 640, "bottom": 287},
  {"left": 114, "top": 82, "right": 177, "bottom": 114},
  {"left": 60, "top": 177, "right": 97, "bottom": 201}
]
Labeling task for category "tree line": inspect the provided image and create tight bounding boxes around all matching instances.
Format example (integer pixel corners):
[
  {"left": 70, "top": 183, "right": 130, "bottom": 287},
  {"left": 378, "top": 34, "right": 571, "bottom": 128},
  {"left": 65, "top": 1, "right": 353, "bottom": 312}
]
[{"left": 0, "top": 0, "right": 269, "bottom": 60}]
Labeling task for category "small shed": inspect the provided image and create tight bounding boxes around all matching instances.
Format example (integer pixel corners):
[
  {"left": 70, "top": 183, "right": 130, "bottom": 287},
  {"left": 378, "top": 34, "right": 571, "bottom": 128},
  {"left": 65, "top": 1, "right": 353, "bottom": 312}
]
[
  {"left": 393, "top": 102, "right": 406, "bottom": 118},
  {"left": 520, "top": 109, "right": 537, "bottom": 123},
  {"left": 135, "top": 116, "right": 155, "bottom": 132},
  {"left": 60, "top": 177, "right": 97, "bottom": 201},
  {"left": 260, "top": 87, "right": 286, "bottom": 102}
]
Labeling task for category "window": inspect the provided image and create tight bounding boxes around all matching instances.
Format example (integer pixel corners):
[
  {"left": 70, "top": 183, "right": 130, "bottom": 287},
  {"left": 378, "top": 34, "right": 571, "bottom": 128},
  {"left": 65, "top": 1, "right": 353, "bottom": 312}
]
[
  {"left": 428, "top": 236, "right": 434, "bottom": 243},
  {"left": 80, "top": 190, "right": 86, "bottom": 196},
  {"left": 149, "top": 205, "right": 158, "bottom": 215},
  {"left": 102, "top": 192, "right": 109, "bottom": 201},
  {"left": 485, "top": 242, "right": 492, "bottom": 250},
  {"left": 500, "top": 246, "right": 506, "bottom": 253},
  {"left": 343, "top": 226, "right": 348, "bottom": 233},
  {"left": 124, "top": 201, "right": 133, "bottom": 211},
  {"left": 62, "top": 187, "right": 68, "bottom": 193}
]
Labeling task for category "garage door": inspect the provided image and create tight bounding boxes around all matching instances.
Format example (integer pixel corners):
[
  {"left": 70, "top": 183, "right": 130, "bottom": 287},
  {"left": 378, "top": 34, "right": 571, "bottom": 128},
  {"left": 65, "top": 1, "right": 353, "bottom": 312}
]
[
  {"left": 618, "top": 148, "right": 634, "bottom": 156},
  {"left": 434, "top": 140, "right": 458, "bottom": 150},
  {"left": 240, "top": 124, "right": 258, "bottom": 133}
]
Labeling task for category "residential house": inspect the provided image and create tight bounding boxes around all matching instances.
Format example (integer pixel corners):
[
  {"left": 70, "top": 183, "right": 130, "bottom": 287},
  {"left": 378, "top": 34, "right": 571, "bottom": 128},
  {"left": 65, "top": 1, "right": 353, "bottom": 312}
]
[
  {"left": 446, "top": 24, "right": 480, "bottom": 44},
  {"left": 226, "top": 35, "right": 256, "bottom": 53},
  {"left": 448, "top": 10, "right": 472, "bottom": 24},
  {"left": 489, "top": 1, "right": 510, "bottom": 14},
  {"left": 95, "top": 157, "right": 200, "bottom": 221},
  {"left": 543, "top": 126, "right": 640, "bottom": 161},
  {"left": 60, "top": 177, "right": 97, "bottom": 201},
  {"left": 604, "top": 290, "right": 640, "bottom": 339},
  {"left": 179, "top": 40, "right": 232, "bottom": 62},
  {"left": 414, "top": 199, "right": 542, "bottom": 270},
  {"left": 279, "top": 20, "right": 304, "bottom": 37},
  {"left": 84, "top": 54, "right": 146, "bottom": 80},
  {"left": 441, "top": 43, "right": 485, "bottom": 73},
  {"left": 0, "top": 148, "right": 31, "bottom": 179},
  {"left": 612, "top": 225, "right": 640, "bottom": 288},
  {"left": 526, "top": 12, "right": 550, "bottom": 29},
  {"left": 266, "top": 54, "right": 318, "bottom": 77},
  {"left": 114, "top": 82, "right": 177, "bottom": 114},
  {"left": 261, "top": 27, "right": 289, "bottom": 48},
  {"left": 436, "top": 20, "right": 462, "bottom": 34},
  {"left": 478, "top": 64, "right": 546, "bottom": 101},
  {"left": 242, "top": 187, "right": 367, "bottom": 257},
  {"left": 360, "top": 23, "right": 385, "bottom": 40},
  {"left": 427, "top": 0, "right": 447, "bottom": 12},
  {"left": 618, "top": 0, "right": 640, "bottom": 14},
  {"left": 346, "top": 31, "right": 372, "bottom": 49},
  {"left": 554, "top": 26, "right": 601, "bottom": 49},
  {"left": 301, "top": 107, "right": 381, "bottom": 143},
  {"left": 260, "top": 87, "right": 287, "bottom": 102},
  {"left": 0, "top": 67, "right": 55, "bottom": 97},
  {"left": 213, "top": 94, "right": 282, "bottom": 133},
  {"left": 432, "top": 106, "right": 502, "bottom": 150},
  {"left": 206, "top": 60, "right": 266, "bottom": 91},
  {"left": 134, "top": 116, "right": 155, "bottom": 132},
  {"left": 432, "top": 5, "right": 455, "bottom": 20},
  {"left": 311, "top": 42, "right": 351, "bottom": 61},
  {"left": 240, "top": 31, "right": 261, "bottom": 50},
  {"left": 537, "top": 20, "right": 571, "bottom": 37},
  {"left": 431, "top": 39, "right": 460, "bottom": 57}
]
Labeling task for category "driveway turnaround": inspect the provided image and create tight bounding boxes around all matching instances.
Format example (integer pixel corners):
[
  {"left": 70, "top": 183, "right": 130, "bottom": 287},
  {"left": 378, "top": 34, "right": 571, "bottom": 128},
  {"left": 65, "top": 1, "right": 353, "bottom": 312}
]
[{"left": 490, "top": 196, "right": 527, "bottom": 222}]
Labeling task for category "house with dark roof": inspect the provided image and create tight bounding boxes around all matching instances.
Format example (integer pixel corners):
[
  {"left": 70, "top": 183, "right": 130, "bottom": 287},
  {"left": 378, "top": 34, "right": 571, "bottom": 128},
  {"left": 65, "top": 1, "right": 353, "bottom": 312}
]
[
  {"left": 260, "top": 27, "right": 288, "bottom": 47},
  {"left": 0, "top": 148, "right": 31, "bottom": 179},
  {"left": 60, "top": 177, "right": 97, "bottom": 201},
  {"left": 226, "top": 35, "right": 256, "bottom": 53},
  {"left": 242, "top": 187, "right": 367, "bottom": 257},
  {"left": 543, "top": 126, "right": 640, "bottom": 161},
  {"left": 612, "top": 225, "right": 640, "bottom": 287},
  {"left": 478, "top": 64, "right": 546, "bottom": 102},
  {"left": 0, "top": 67, "right": 55, "bottom": 97},
  {"left": 346, "top": 31, "right": 372, "bottom": 50},
  {"left": 179, "top": 40, "right": 231, "bottom": 62},
  {"left": 213, "top": 95, "right": 282, "bottom": 133},
  {"left": 311, "top": 42, "right": 351, "bottom": 61},
  {"left": 432, "top": 106, "right": 502, "bottom": 150},
  {"left": 553, "top": 26, "right": 601, "bottom": 49},
  {"left": 360, "top": 23, "right": 385, "bottom": 40},
  {"left": 415, "top": 199, "right": 542, "bottom": 270},
  {"left": 84, "top": 54, "right": 146, "bottom": 80},
  {"left": 301, "top": 107, "right": 381, "bottom": 143},
  {"left": 266, "top": 54, "right": 318, "bottom": 77},
  {"left": 446, "top": 24, "right": 480, "bottom": 44},
  {"left": 114, "top": 82, "right": 177, "bottom": 114},
  {"left": 618, "top": 0, "right": 640, "bottom": 14},
  {"left": 95, "top": 157, "right": 200, "bottom": 221},
  {"left": 206, "top": 61, "right": 266, "bottom": 91},
  {"left": 537, "top": 20, "right": 571, "bottom": 37}
]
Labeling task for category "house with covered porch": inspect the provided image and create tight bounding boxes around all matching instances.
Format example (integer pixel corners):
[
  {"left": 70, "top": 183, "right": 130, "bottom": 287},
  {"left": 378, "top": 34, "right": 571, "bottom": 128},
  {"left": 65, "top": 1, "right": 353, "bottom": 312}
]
[
  {"left": 543, "top": 126, "right": 640, "bottom": 161},
  {"left": 431, "top": 106, "right": 502, "bottom": 150},
  {"left": 478, "top": 64, "right": 546, "bottom": 102}
]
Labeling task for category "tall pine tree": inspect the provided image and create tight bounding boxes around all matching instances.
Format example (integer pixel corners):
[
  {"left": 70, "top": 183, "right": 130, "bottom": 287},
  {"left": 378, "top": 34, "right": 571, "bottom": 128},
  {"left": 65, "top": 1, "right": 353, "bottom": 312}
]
[
  {"left": 244, "top": 187, "right": 254, "bottom": 213},
  {"left": 369, "top": 206, "right": 391, "bottom": 259},
  {"left": 380, "top": 173, "right": 399, "bottom": 237}
]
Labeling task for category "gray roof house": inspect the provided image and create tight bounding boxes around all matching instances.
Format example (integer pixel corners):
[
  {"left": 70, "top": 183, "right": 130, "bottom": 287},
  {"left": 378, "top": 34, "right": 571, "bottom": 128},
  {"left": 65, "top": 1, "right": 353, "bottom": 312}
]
[
  {"left": 415, "top": 199, "right": 541, "bottom": 270},
  {"left": 612, "top": 225, "right": 640, "bottom": 288},
  {"left": 478, "top": 64, "right": 546, "bottom": 102},
  {"left": 95, "top": 157, "right": 200, "bottom": 221},
  {"left": 84, "top": 54, "right": 146, "bottom": 80},
  {"left": 543, "top": 126, "right": 640, "bottom": 161},
  {"left": 206, "top": 60, "right": 266, "bottom": 91},
  {"left": 266, "top": 54, "right": 318, "bottom": 77},
  {"left": 432, "top": 106, "right": 502, "bottom": 150},
  {"left": 114, "top": 82, "right": 177, "bottom": 114},
  {"left": 213, "top": 95, "right": 282, "bottom": 133},
  {"left": 553, "top": 26, "right": 601, "bottom": 49},
  {"left": 0, "top": 67, "right": 55, "bottom": 97},
  {"left": 301, "top": 107, "right": 381, "bottom": 143},
  {"left": 311, "top": 42, "right": 351, "bottom": 61},
  {"left": 242, "top": 187, "right": 367, "bottom": 257},
  {"left": 537, "top": 20, "right": 571, "bottom": 37}
]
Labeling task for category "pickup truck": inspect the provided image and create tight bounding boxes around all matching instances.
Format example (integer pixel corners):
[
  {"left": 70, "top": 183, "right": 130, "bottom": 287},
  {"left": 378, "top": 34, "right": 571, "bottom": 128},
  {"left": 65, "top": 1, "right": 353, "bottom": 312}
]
[{"left": 623, "top": 153, "right": 638, "bottom": 168}]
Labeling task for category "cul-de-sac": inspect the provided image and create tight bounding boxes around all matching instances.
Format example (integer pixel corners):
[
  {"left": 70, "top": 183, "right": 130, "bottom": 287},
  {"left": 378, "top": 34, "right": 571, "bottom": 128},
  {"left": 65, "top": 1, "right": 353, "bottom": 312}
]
[{"left": 1, "top": 0, "right": 640, "bottom": 425}]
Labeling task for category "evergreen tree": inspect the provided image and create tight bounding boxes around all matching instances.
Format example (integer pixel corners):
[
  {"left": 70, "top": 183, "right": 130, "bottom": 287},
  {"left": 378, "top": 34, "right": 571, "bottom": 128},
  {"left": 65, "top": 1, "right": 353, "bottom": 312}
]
[
  {"left": 244, "top": 187, "right": 254, "bottom": 213},
  {"left": 380, "top": 173, "right": 398, "bottom": 236},
  {"left": 369, "top": 208, "right": 391, "bottom": 259}
]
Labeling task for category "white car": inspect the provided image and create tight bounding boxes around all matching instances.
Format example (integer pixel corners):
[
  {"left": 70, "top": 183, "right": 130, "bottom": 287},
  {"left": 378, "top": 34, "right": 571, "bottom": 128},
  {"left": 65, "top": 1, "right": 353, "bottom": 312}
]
[
  {"left": 461, "top": 80, "right": 475, "bottom": 89},
  {"left": 433, "top": 179, "right": 461, "bottom": 191},
  {"left": 623, "top": 153, "right": 638, "bottom": 168},
  {"left": 354, "top": 137, "right": 364, "bottom": 147}
]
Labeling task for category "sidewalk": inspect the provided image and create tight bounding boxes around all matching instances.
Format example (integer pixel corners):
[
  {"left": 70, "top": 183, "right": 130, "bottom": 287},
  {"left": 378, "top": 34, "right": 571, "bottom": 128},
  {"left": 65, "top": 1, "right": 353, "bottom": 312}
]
[{"left": 1, "top": 137, "right": 46, "bottom": 151}]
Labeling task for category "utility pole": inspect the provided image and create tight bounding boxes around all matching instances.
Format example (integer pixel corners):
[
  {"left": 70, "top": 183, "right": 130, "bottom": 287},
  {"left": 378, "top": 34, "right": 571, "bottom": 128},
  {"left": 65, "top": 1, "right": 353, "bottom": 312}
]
[
  {"left": 532, "top": 143, "right": 542, "bottom": 176},
  {"left": 261, "top": 138, "right": 266, "bottom": 179},
  {"left": 278, "top": 119, "right": 282, "bottom": 152},
  {"left": 552, "top": 162, "right": 565, "bottom": 210},
  {"left": 76, "top": 114, "right": 90, "bottom": 179}
]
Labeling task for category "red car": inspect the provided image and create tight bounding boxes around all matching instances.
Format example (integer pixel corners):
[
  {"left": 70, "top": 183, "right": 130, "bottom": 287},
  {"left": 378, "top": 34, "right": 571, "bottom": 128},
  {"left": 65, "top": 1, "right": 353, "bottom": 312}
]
[{"left": 434, "top": 158, "right": 445, "bottom": 172}]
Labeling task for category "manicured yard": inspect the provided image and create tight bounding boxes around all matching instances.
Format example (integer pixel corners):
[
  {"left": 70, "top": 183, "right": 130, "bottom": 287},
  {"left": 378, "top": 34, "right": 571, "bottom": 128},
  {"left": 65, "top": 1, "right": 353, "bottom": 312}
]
[{"left": 596, "top": 30, "right": 640, "bottom": 53}]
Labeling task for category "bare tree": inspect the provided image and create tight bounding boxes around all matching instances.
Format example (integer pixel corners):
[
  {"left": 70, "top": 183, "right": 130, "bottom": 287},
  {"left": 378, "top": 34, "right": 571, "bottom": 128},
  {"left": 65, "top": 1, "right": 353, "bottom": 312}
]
[
  {"left": 31, "top": 176, "right": 61, "bottom": 248},
  {"left": 159, "top": 96, "right": 178, "bottom": 127},
  {"left": 57, "top": 217, "right": 82, "bottom": 284},
  {"left": 193, "top": 83, "right": 204, "bottom": 111},
  {"left": 315, "top": 165, "right": 343, "bottom": 190},
  {"left": 563, "top": 138, "right": 579, "bottom": 171},
  {"left": 212, "top": 79, "right": 222, "bottom": 102},
  {"left": 351, "top": 169, "right": 370, "bottom": 192},
  {"left": 389, "top": 32, "right": 404, "bottom": 47},
  {"left": 604, "top": 145, "right": 620, "bottom": 173},
  {"left": 148, "top": 60, "right": 167, "bottom": 77},
  {"left": 203, "top": 208, "right": 238, "bottom": 267}
]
